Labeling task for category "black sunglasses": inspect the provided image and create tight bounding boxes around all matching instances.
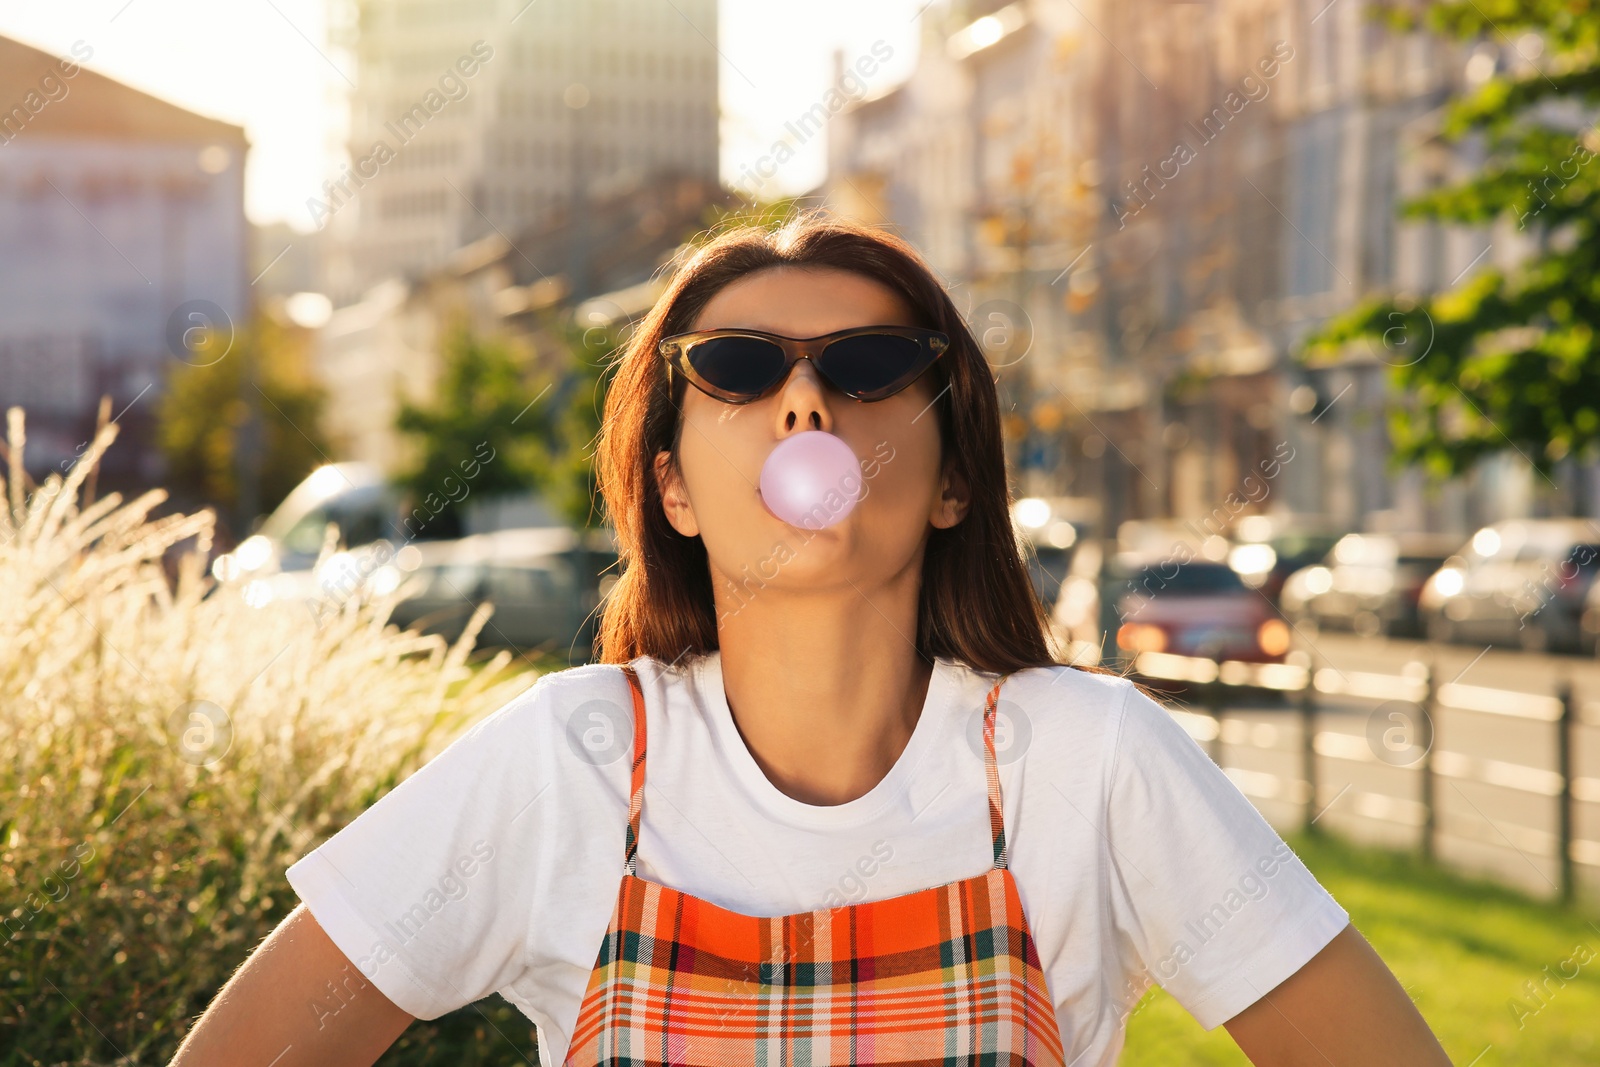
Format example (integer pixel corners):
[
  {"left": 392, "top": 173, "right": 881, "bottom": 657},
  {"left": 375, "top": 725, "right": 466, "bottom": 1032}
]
[{"left": 658, "top": 325, "right": 950, "bottom": 404}]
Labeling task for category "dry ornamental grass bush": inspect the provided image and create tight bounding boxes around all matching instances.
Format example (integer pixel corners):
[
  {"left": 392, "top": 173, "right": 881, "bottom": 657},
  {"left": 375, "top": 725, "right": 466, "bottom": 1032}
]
[{"left": 0, "top": 408, "right": 539, "bottom": 1063}]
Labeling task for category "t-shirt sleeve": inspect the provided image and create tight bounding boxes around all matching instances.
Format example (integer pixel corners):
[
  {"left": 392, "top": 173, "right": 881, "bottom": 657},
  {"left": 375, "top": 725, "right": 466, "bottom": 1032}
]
[
  {"left": 1101, "top": 681, "right": 1351, "bottom": 1029},
  {"left": 284, "top": 674, "right": 558, "bottom": 1020}
]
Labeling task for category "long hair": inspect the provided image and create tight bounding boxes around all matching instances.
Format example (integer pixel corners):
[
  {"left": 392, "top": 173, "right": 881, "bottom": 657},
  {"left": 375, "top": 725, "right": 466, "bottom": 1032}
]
[{"left": 592, "top": 208, "right": 1115, "bottom": 680}]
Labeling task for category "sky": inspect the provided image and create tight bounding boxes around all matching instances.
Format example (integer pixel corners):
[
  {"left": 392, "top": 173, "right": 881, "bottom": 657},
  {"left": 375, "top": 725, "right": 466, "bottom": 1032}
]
[{"left": 0, "top": 0, "right": 929, "bottom": 232}]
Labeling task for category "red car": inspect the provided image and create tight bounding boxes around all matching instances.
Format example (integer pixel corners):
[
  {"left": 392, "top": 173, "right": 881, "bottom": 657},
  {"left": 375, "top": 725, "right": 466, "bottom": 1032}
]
[{"left": 1106, "top": 553, "right": 1290, "bottom": 665}]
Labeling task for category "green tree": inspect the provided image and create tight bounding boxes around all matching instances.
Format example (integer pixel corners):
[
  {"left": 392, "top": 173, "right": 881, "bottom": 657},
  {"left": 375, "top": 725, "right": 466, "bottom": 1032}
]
[
  {"left": 157, "top": 312, "right": 328, "bottom": 530},
  {"left": 526, "top": 306, "right": 621, "bottom": 530},
  {"left": 701, "top": 194, "right": 813, "bottom": 237},
  {"left": 1296, "top": 2, "right": 1600, "bottom": 481},
  {"left": 393, "top": 321, "right": 549, "bottom": 540}
]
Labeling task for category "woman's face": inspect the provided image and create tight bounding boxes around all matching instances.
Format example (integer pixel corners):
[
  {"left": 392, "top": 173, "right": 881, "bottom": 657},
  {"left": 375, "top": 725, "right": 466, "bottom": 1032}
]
[{"left": 654, "top": 266, "right": 969, "bottom": 607}]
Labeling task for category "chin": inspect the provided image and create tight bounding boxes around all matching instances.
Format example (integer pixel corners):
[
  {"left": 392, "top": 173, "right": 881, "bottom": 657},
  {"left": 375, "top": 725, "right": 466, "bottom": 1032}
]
[{"left": 718, "top": 537, "right": 849, "bottom": 586}]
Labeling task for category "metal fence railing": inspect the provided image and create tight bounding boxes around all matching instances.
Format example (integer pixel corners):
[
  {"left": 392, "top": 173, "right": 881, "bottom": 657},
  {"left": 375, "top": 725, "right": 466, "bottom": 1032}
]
[{"left": 1125, "top": 650, "right": 1600, "bottom": 904}]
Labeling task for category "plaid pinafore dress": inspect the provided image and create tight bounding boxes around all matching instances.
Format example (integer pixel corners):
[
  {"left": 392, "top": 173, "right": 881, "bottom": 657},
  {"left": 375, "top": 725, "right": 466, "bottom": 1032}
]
[{"left": 561, "top": 665, "right": 1068, "bottom": 1067}]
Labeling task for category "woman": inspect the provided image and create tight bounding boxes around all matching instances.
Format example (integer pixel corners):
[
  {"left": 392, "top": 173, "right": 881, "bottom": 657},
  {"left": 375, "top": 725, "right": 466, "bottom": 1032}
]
[{"left": 171, "top": 211, "right": 1452, "bottom": 1066}]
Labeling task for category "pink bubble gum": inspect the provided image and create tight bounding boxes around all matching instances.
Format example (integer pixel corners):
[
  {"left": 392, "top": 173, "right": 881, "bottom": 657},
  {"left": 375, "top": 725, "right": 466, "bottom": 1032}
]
[{"left": 758, "top": 430, "right": 864, "bottom": 529}]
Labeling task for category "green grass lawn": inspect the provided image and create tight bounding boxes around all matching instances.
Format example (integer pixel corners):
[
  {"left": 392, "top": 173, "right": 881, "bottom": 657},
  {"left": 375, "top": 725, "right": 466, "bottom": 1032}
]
[{"left": 1117, "top": 833, "right": 1600, "bottom": 1066}]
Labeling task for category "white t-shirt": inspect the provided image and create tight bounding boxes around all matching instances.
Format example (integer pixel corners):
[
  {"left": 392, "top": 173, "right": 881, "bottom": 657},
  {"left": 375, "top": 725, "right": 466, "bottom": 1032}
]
[{"left": 287, "top": 651, "right": 1350, "bottom": 1066}]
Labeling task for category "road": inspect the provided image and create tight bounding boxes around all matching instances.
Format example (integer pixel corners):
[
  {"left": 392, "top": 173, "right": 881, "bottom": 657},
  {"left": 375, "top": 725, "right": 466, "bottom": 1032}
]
[
  {"left": 1150, "top": 631, "right": 1600, "bottom": 904},
  {"left": 1293, "top": 629, "right": 1600, "bottom": 699}
]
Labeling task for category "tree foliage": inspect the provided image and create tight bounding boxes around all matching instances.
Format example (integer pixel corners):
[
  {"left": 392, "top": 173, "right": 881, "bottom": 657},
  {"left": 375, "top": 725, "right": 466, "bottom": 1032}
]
[
  {"left": 157, "top": 312, "right": 329, "bottom": 532},
  {"left": 701, "top": 193, "right": 817, "bottom": 238},
  {"left": 526, "top": 307, "right": 620, "bottom": 530},
  {"left": 1296, "top": 1, "right": 1600, "bottom": 480},
  {"left": 393, "top": 322, "right": 549, "bottom": 540}
]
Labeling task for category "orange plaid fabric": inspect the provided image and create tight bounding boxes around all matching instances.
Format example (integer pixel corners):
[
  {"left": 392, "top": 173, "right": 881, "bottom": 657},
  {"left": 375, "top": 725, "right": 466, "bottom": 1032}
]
[{"left": 561, "top": 666, "right": 1068, "bottom": 1066}]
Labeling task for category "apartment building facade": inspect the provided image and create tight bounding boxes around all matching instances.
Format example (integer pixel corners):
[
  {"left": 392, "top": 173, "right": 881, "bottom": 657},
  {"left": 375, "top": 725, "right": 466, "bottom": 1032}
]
[
  {"left": 0, "top": 34, "right": 248, "bottom": 485},
  {"left": 326, "top": 0, "right": 719, "bottom": 302},
  {"left": 827, "top": 0, "right": 1566, "bottom": 538}
]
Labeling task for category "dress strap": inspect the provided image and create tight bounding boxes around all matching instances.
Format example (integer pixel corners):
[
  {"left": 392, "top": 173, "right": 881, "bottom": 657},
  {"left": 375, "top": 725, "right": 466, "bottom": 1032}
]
[
  {"left": 983, "top": 675, "right": 1009, "bottom": 870},
  {"left": 620, "top": 665, "right": 648, "bottom": 876}
]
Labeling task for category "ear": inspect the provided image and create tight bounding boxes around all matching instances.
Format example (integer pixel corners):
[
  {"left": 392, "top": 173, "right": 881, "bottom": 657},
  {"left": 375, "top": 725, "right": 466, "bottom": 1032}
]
[
  {"left": 929, "top": 459, "right": 971, "bottom": 530},
  {"left": 654, "top": 450, "right": 700, "bottom": 537}
]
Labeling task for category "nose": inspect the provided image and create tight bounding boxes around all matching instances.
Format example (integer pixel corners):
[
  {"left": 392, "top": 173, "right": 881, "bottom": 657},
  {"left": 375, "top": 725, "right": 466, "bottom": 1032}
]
[{"left": 773, "top": 352, "right": 832, "bottom": 434}]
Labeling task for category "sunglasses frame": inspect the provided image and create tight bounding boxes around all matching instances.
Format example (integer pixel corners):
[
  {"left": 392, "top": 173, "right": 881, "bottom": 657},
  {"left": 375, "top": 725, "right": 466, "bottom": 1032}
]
[{"left": 658, "top": 325, "right": 951, "bottom": 404}]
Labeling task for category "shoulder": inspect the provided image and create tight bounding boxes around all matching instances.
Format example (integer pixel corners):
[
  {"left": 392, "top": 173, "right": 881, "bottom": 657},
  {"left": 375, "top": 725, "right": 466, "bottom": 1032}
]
[
  {"left": 493, "top": 659, "right": 638, "bottom": 716},
  {"left": 989, "top": 662, "right": 1142, "bottom": 751},
  {"left": 937, "top": 661, "right": 1146, "bottom": 793},
  {"left": 525, "top": 659, "right": 638, "bottom": 701},
  {"left": 975, "top": 663, "right": 1218, "bottom": 810},
  {"left": 999, "top": 661, "right": 1140, "bottom": 711},
  {"left": 1006, "top": 663, "right": 1194, "bottom": 746},
  {"left": 451, "top": 659, "right": 640, "bottom": 755},
  {"left": 476, "top": 655, "right": 708, "bottom": 755}
]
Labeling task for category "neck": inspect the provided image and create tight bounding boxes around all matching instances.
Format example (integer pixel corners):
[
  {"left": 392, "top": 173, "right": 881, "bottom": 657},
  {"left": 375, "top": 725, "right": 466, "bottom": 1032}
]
[{"left": 712, "top": 564, "right": 933, "bottom": 807}]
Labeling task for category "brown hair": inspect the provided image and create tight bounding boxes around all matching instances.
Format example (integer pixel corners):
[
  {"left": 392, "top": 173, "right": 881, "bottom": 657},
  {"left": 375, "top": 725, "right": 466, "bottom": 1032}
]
[{"left": 592, "top": 208, "right": 1117, "bottom": 681}]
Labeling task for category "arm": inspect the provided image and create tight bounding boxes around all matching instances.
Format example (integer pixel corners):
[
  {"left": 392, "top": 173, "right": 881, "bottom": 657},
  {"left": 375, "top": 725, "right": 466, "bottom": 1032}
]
[
  {"left": 1223, "top": 923, "right": 1451, "bottom": 1066},
  {"left": 169, "top": 904, "right": 414, "bottom": 1067}
]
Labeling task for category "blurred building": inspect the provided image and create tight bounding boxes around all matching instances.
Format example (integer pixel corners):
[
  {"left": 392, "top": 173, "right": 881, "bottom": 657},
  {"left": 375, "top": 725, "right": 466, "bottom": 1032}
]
[
  {"left": 250, "top": 220, "right": 327, "bottom": 303},
  {"left": 827, "top": 0, "right": 1579, "bottom": 539},
  {"left": 315, "top": 169, "right": 732, "bottom": 492},
  {"left": 325, "top": 0, "right": 719, "bottom": 303},
  {"left": 0, "top": 34, "right": 248, "bottom": 485}
]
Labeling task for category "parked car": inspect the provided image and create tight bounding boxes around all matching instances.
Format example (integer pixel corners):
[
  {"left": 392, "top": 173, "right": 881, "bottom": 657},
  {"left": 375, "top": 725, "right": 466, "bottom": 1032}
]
[
  {"left": 1224, "top": 514, "right": 1345, "bottom": 606},
  {"left": 1281, "top": 532, "right": 1459, "bottom": 638},
  {"left": 205, "top": 462, "right": 412, "bottom": 614},
  {"left": 1048, "top": 539, "right": 1106, "bottom": 665},
  {"left": 1581, "top": 572, "right": 1600, "bottom": 657},
  {"left": 1011, "top": 495, "right": 1098, "bottom": 612},
  {"left": 1051, "top": 545, "right": 1291, "bottom": 669},
  {"left": 1419, "top": 519, "right": 1600, "bottom": 653},
  {"left": 220, "top": 462, "right": 404, "bottom": 578},
  {"left": 1109, "top": 553, "right": 1291, "bottom": 665},
  {"left": 389, "top": 526, "right": 620, "bottom": 663}
]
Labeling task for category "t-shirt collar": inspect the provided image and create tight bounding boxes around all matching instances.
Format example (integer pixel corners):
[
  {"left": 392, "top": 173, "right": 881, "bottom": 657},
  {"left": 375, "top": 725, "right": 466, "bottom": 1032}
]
[{"left": 690, "top": 649, "right": 956, "bottom": 830}]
